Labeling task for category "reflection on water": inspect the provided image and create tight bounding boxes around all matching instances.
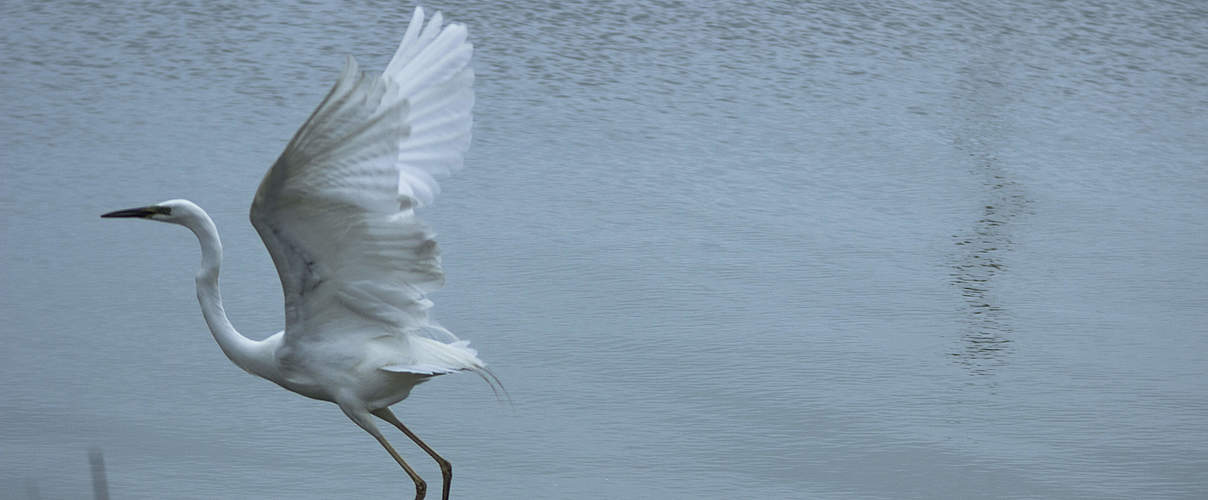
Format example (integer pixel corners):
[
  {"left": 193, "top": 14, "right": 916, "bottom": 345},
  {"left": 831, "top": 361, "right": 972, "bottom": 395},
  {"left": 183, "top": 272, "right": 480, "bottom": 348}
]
[
  {"left": 948, "top": 51, "right": 1032, "bottom": 374},
  {"left": 950, "top": 167, "right": 1028, "bottom": 371}
]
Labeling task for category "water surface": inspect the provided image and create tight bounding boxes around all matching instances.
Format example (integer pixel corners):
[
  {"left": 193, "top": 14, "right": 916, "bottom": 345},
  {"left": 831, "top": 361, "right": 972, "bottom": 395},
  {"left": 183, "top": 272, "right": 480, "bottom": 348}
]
[{"left": 2, "top": 1, "right": 1206, "bottom": 498}]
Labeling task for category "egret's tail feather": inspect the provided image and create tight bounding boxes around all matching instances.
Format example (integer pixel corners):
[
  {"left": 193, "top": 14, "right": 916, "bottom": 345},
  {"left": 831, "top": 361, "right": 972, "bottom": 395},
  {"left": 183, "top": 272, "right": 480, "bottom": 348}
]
[
  {"left": 377, "top": 335, "right": 508, "bottom": 403},
  {"left": 379, "top": 336, "right": 480, "bottom": 374},
  {"left": 472, "top": 365, "right": 511, "bottom": 405}
]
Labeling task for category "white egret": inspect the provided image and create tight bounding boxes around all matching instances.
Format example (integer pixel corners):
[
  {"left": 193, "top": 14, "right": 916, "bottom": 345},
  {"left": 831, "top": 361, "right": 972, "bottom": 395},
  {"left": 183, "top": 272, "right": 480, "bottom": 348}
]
[{"left": 102, "top": 7, "right": 498, "bottom": 500}]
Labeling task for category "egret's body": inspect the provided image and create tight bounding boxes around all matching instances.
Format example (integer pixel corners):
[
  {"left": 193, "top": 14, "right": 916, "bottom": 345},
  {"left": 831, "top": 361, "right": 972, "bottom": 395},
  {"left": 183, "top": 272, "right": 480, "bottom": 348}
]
[{"left": 103, "top": 7, "right": 492, "bottom": 500}]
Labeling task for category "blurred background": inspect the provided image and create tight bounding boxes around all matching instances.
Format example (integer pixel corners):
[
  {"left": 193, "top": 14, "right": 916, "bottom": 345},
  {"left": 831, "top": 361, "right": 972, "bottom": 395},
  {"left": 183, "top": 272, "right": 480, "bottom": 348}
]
[{"left": 1, "top": 0, "right": 1205, "bottom": 498}]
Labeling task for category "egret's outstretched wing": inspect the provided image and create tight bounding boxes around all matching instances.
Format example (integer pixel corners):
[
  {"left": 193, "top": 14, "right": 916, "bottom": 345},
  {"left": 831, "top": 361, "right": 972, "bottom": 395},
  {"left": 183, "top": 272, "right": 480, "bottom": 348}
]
[{"left": 250, "top": 8, "right": 475, "bottom": 371}]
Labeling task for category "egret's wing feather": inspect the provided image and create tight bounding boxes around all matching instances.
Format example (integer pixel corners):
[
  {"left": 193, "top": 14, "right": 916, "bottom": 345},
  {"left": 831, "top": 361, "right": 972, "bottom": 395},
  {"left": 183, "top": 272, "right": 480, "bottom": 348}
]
[{"left": 250, "top": 7, "right": 478, "bottom": 372}]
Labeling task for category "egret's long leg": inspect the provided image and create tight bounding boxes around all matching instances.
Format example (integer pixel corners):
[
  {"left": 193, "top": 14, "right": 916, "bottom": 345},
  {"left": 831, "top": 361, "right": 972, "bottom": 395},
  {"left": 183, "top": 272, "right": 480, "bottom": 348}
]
[
  {"left": 373, "top": 408, "right": 452, "bottom": 500},
  {"left": 343, "top": 406, "right": 427, "bottom": 500}
]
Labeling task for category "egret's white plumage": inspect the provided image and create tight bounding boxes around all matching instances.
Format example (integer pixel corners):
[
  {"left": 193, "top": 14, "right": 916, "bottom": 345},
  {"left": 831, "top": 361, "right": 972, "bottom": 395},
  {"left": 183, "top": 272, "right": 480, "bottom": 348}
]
[{"left": 102, "top": 7, "right": 491, "bottom": 500}]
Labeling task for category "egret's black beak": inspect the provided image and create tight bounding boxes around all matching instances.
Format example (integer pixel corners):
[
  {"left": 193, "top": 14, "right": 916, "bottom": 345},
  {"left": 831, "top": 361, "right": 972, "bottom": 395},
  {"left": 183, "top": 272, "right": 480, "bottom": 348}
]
[{"left": 101, "top": 206, "right": 170, "bottom": 218}]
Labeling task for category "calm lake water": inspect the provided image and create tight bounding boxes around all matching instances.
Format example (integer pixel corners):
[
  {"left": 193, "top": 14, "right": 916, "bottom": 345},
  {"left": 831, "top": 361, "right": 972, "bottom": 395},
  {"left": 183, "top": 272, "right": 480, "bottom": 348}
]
[{"left": 2, "top": 1, "right": 1206, "bottom": 498}]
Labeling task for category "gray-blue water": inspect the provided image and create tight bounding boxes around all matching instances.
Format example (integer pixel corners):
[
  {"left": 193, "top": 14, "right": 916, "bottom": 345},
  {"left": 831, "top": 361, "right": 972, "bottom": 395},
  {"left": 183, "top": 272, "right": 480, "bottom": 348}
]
[{"left": 2, "top": 1, "right": 1206, "bottom": 498}]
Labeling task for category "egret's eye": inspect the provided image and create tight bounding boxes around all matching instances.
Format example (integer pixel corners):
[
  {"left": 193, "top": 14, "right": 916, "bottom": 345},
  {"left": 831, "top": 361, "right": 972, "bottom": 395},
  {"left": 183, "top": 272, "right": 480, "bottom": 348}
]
[{"left": 154, "top": 206, "right": 173, "bottom": 215}]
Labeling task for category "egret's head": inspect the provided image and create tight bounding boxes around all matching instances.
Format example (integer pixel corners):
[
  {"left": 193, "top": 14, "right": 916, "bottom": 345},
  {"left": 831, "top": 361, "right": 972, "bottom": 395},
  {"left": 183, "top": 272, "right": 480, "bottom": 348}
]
[{"left": 101, "top": 199, "right": 202, "bottom": 225}]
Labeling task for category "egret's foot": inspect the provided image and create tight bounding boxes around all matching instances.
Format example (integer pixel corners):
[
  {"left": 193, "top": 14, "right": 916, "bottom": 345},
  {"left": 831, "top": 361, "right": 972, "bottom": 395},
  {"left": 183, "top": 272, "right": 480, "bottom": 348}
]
[{"left": 438, "top": 460, "right": 452, "bottom": 500}]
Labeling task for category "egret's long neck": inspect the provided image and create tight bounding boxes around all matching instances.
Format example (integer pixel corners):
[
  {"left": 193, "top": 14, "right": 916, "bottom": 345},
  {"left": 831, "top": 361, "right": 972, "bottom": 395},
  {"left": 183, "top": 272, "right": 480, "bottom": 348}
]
[{"left": 186, "top": 211, "right": 273, "bottom": 378}]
